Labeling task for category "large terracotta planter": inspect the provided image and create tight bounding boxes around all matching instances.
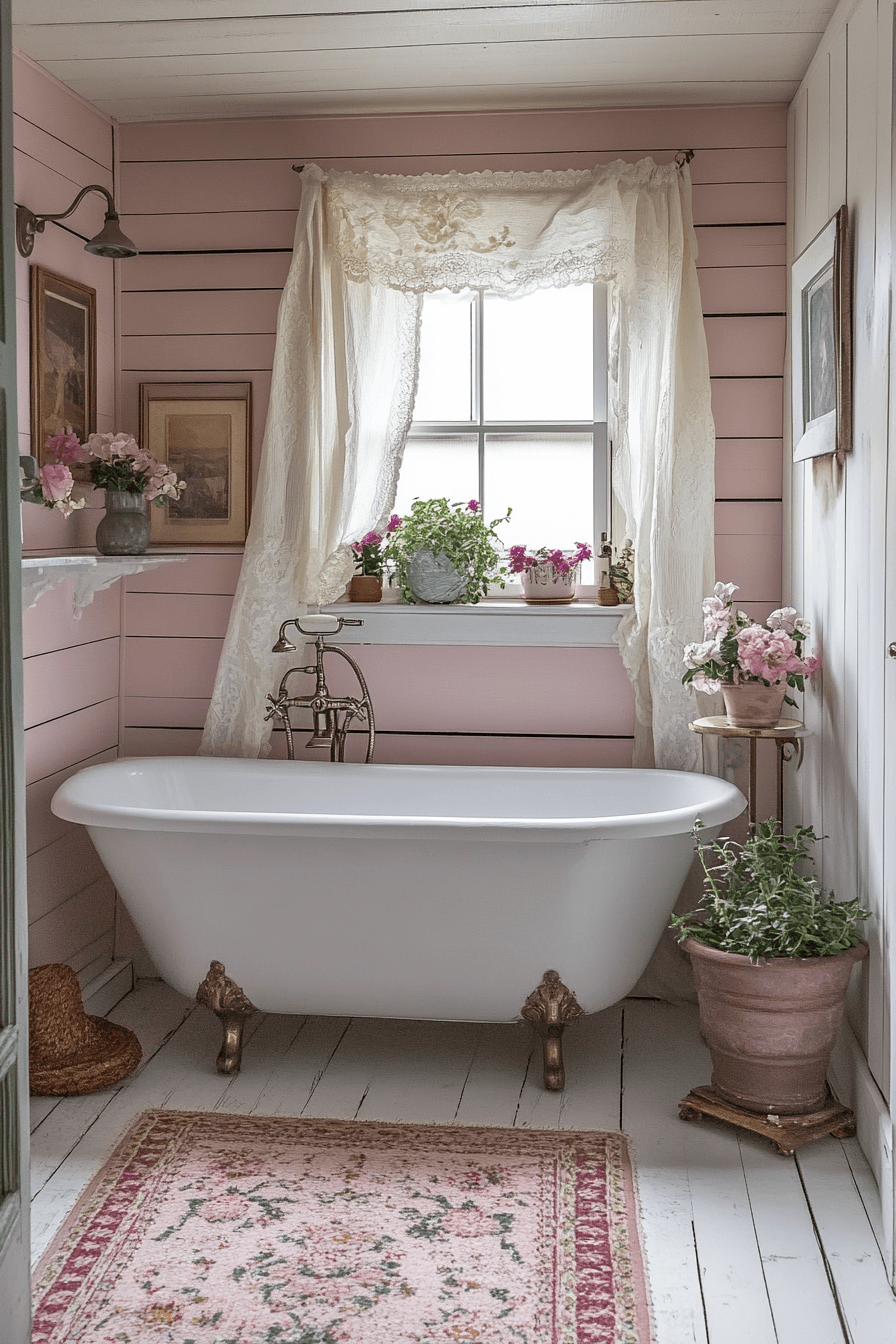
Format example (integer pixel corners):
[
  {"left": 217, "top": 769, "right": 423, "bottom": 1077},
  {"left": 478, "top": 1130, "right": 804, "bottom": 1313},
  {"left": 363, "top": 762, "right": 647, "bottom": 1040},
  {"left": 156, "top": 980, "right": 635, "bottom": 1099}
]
[{"left": 686, "top": 938, "right": 868, "bottom": 1114}]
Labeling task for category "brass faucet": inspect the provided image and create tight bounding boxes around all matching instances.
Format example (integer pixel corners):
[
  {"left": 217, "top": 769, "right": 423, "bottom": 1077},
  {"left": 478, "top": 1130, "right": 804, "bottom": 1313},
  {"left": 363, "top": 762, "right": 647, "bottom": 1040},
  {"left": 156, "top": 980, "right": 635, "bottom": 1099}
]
[{"left": 264, "top": 615, "right": 375, "bottom": 762}]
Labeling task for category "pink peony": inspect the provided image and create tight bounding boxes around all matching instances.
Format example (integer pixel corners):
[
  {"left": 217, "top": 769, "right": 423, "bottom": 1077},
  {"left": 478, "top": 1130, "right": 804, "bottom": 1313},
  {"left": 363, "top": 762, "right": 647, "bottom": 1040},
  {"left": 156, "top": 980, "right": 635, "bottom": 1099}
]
[
  {"left": 39, "top": 463, "right": 72, "bottom": 502},
  {"left": 45, "top": 431, "right": 81, "bottom": 466}
]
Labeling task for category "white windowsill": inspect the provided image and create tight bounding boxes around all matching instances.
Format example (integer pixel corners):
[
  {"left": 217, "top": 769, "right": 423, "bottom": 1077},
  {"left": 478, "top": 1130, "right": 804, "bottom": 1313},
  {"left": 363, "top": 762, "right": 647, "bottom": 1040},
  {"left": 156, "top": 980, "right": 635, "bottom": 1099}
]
[{"left": 321, "top": 598, "right": 631, "bottom": 647}]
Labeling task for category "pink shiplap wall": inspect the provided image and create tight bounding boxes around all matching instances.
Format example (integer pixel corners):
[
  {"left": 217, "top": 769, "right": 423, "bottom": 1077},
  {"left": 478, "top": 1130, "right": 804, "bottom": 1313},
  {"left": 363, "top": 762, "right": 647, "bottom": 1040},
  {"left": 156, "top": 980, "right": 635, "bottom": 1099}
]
[
  {"left": 14, "top": 50, "right": 123, "bottom": 984},
  {"left": 116, "top": 103, "right": 785, "bottom": 772}
]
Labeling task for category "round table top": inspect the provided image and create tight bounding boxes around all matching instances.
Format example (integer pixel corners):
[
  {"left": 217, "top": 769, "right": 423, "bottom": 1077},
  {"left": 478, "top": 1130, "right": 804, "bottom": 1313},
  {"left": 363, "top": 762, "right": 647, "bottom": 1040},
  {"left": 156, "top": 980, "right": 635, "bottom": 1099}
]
[{"left": 689, "top": 715, "right": 808, "bottom": 739}]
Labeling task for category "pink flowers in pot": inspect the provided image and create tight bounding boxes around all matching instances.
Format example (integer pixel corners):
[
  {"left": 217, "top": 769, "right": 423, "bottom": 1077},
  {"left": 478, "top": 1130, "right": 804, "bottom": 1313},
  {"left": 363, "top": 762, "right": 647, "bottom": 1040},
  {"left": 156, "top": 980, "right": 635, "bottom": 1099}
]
[
  {"left": 84, "top": 432, "right": 186, "bottom": 505},
  {"left": 350, "top": 514, "right": 401, "bottom": 579},
  {"left": 507, "top": 541, "right": 592, "bottom": 576},
  {"left": 25, "top": 433, "right": 87, "bottom": 518},
  {"left": 683, "top": 582, "right": 821, "bottom": 698}
]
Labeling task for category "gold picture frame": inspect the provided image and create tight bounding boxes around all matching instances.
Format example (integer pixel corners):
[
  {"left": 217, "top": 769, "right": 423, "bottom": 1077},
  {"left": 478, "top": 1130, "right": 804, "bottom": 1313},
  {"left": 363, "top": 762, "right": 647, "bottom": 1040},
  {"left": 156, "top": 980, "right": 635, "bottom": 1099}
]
[
  {"left": 30, "top": 265, "right": 97, "bottom": 463},
  {"left": 139, "top": 382, "right": 252, "bottom": 547}
]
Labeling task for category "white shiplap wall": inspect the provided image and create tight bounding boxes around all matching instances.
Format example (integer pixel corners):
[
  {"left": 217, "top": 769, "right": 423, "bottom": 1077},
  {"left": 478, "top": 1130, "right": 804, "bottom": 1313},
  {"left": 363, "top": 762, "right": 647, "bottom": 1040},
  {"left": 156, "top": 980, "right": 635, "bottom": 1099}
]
[{"left": 786, "top": 0, "right": 895, "bottom": 1283}]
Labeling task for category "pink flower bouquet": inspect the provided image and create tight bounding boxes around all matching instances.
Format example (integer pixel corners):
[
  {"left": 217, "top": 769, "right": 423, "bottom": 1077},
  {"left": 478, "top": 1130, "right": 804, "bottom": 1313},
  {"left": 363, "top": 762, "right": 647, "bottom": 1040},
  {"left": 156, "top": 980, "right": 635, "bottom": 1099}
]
[
  {"left": 84, "top": 431, "right": 186, "bottom": 505},
  {"left": 682, "top": 581, "right": 821, "bottom": 703},
  {"left": 25, "top": 434, "right": 87, "bottom": 518}
]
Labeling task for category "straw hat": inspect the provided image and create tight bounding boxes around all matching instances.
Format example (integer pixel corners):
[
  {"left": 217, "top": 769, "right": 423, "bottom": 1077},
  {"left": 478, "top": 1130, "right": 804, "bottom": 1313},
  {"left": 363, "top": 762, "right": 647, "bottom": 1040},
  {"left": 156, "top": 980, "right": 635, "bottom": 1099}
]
[{"left": 29, "top": 964, "right": 142, "bottom": 1096}]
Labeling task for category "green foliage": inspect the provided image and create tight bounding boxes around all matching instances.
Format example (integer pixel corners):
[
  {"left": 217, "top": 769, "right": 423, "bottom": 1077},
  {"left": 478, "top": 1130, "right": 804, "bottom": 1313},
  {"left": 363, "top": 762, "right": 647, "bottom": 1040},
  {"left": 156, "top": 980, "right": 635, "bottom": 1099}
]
[
  {"left": 383, "top": 498, "right": 510, "bottom": 604},
  {"left": 671, "top": 820, "right": 870, "bottom": 961}
]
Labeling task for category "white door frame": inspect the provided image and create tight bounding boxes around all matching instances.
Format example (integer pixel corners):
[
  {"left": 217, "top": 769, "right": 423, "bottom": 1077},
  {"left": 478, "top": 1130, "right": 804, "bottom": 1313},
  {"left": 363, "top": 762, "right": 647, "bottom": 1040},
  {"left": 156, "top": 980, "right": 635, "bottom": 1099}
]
[{"left": 0, "top": 0, "right": 32, "bottom": 1332}]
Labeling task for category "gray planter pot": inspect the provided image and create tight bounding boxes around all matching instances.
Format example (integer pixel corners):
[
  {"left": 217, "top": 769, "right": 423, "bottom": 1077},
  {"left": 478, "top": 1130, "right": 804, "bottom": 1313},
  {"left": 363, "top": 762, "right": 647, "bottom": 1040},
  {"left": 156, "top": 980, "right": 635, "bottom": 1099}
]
[
  {"left": 95, "top": 490, "right": 151, "bottom": 556},
  {"left": 406, "top": 549, "right": 468, "bottom": 603}
]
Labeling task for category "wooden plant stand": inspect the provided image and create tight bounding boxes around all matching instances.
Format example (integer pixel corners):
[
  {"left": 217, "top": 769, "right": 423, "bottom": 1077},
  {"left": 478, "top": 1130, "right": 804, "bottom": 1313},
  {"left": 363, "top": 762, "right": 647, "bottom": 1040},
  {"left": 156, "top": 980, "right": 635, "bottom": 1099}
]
[{"left": 678, "top": 1085, "right": 856, "bottom": 1156}]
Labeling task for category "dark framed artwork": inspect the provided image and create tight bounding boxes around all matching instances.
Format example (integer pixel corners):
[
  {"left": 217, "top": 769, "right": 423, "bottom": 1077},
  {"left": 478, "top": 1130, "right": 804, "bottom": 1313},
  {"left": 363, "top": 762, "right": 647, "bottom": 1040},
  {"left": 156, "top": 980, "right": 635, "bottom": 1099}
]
[
  {"left": 791, "top": 205, "right": 852, "bottom": 461},
  {"left": 30, "top": 265, "right": 97, "bottom": 463},
  {"left": 139, "top": 381, "right": 252, "bottom": 546}
]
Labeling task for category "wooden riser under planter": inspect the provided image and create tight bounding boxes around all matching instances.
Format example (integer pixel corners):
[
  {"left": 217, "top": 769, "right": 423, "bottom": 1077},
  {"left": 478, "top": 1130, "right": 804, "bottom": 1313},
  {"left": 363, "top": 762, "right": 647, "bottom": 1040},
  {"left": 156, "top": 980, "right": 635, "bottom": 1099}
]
[{"left": 678, "top": 1085, "right": 856, "bottom": 1156}]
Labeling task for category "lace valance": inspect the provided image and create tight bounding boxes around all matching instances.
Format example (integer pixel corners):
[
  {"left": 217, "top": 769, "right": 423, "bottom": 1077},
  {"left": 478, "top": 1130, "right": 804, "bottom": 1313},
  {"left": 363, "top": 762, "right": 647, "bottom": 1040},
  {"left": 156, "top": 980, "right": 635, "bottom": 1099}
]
[{"left": 315, "top": 160, "right": 681, "bottom": 295}]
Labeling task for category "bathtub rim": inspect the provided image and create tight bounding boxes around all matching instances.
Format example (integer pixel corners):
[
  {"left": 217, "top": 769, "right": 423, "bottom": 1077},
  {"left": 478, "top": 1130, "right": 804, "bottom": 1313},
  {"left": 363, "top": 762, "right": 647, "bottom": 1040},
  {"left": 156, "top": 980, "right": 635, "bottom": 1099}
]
[{"left": 52, "top": 757, "right": 746, "bottom": 842}]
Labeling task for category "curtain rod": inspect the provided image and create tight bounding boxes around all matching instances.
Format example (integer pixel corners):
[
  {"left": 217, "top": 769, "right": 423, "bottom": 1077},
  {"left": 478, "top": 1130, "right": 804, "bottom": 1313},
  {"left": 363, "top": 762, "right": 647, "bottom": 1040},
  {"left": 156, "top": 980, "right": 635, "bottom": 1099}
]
[{"left": 293, "top": 151, "right": 696, "bottom": 174}]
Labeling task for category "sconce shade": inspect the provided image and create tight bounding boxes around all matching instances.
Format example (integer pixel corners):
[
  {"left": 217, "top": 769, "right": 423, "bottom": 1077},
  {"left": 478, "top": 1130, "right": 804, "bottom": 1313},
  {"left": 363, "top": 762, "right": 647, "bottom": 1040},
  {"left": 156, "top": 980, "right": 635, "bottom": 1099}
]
[
  {"left": 85, "top": 214, "right": 138, "bottom": 259},
  {"left": 15, "top": 184, "right": 138, "bottom": 259}
]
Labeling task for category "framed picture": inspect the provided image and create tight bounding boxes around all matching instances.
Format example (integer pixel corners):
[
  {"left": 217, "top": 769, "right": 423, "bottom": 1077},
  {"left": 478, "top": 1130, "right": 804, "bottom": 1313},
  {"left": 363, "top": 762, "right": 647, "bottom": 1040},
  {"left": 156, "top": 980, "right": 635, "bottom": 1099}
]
[
  {"left": 791, "top": 205, "right": 852, "bottom": 461},
  {"left": 140, "top": 382, "right": 252, "bottom": 546},
  {"left": 30, "top": 265, "right": 97, "bottom": 463}
]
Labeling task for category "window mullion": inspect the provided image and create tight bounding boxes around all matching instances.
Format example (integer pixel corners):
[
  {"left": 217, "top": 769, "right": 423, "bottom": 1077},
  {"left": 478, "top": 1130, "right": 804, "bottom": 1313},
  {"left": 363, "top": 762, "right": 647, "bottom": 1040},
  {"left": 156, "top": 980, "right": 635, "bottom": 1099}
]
[{"left": 476, "top": 289, "right": 485, "bottom": 509}]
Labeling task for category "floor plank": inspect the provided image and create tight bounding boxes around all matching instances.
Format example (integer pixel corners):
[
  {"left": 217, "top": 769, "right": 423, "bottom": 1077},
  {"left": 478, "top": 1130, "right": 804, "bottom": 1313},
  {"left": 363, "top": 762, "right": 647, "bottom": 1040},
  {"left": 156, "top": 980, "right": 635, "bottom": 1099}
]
[
  {"left": 796, "top": 1140, "right": 896, "bottom": 1343},
  {"left": 738, "top": 1132, "right": 847, "bottom": 1344},
  {"left": 622, "top": 999, "right": 711, "bottom": 1344}
]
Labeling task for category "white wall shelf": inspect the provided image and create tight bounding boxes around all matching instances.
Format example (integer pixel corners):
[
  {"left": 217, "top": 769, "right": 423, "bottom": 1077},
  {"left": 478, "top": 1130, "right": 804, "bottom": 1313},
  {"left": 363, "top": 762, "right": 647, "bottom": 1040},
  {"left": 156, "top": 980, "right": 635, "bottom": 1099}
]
[
  {"left": 321, "top": 599, "right": 631, "bottom": 647},
  {"left": 21, "top": 553, "right": 188, "bottom": 613}
]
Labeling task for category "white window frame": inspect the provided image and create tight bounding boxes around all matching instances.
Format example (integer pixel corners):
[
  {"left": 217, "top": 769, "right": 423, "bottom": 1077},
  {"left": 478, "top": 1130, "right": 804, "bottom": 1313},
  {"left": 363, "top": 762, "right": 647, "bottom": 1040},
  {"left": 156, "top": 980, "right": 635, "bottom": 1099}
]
[
  {"left": 325, "top": 283, "right": 625, "bottom": 644},
  {"left": 404, "top": 283, "right": 610, "bottom": 586}
]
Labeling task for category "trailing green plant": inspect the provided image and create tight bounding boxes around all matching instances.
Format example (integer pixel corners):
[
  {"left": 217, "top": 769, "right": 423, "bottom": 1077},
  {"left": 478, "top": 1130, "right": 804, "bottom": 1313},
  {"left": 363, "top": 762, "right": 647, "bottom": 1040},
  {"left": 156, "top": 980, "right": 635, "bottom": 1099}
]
[
  {"left": 383, "top": 497, "right": 511, "bottom": 604},
  {"left": 671, "top": 819, "right": 870, "bottom": 961}
]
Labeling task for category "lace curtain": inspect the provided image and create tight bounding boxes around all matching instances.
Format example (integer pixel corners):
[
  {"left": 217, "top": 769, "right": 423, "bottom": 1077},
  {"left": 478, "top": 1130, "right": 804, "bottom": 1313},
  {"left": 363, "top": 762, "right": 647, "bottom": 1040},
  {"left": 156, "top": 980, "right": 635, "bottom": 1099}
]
[{"left": 200, "top": 159, "right": 715, "bottom": 764}]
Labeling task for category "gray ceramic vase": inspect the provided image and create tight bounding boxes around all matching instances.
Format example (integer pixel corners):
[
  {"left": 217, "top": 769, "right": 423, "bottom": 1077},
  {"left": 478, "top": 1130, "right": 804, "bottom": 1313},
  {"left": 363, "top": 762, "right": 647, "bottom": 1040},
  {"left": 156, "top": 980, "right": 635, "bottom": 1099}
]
[
  {"left": 95, "top": 490, "right": 151, "bottom": 556},
  {"left": 406, "top": 549, "right": 468, "bottom": 603}
]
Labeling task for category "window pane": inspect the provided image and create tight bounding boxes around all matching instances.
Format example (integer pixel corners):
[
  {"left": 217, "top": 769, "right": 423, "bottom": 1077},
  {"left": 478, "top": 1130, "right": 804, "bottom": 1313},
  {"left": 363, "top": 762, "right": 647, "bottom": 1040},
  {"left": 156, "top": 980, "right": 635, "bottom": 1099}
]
[
  {"left": 483, "top": 286, "right": 593, "bottom": 422},
  {"left": 395, "top": 436, "right": 480, "bottom": 518},
  {"left": 484, "top": 433, "right": 594, "bottom": 582},
  {"left": 412, "top": 290, "right": 475, "bottom": 422}
]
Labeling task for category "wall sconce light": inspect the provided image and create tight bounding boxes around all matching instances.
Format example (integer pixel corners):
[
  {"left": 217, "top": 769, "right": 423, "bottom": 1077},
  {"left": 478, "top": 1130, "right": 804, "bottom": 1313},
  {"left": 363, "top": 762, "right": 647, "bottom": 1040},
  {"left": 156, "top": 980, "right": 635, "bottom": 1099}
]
[{"left": 15, "top": 184, "right": 138, "bottom": 259}]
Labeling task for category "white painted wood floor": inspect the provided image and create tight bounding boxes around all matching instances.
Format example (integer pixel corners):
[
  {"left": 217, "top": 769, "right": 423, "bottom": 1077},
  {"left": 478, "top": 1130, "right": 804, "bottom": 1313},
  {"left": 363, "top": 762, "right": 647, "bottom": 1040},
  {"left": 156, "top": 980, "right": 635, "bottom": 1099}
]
[{"left": 30, "top": 980, "right": 896, "bottom": 1344}]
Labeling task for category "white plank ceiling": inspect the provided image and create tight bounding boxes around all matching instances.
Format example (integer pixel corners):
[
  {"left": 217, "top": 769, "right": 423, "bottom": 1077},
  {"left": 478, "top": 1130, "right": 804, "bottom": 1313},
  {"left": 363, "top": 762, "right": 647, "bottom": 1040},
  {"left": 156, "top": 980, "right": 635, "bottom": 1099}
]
[{"left": 13, "top": 0, "right": 839, "bottom": 122}]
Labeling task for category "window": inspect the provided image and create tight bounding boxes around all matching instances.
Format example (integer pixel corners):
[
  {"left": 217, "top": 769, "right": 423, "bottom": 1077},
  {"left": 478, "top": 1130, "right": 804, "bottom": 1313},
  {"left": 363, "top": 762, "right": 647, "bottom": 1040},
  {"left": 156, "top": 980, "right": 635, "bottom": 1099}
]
[{"left": 395, "top": 284, "right": 609, "bottom": 585}]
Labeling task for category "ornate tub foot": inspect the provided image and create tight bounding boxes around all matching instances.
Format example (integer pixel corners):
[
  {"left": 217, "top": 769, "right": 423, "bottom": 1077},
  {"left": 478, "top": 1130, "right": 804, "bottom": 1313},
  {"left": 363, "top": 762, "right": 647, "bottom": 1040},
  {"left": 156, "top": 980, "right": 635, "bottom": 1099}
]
[
  {"left": 196, "top": 961, "right": 256, "bottom": 1074},
  {"left": 521, "top": 970, "right": 583, "bottom": 1092}
]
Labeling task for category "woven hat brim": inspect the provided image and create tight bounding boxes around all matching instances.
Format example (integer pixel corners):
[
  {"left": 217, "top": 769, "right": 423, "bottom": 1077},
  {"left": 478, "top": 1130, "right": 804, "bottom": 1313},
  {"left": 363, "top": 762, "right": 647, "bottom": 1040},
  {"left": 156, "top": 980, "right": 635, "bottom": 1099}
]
[{"left": 30, "top": 1017, "right": 142, "bottom": 1096}]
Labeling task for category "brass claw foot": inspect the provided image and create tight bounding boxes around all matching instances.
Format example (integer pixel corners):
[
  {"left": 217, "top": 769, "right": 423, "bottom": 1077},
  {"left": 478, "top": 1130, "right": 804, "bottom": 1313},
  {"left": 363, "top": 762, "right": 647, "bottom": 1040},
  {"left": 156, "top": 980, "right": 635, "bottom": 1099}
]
[
  {"left": 196, "top": 961, "right": 256, "bottom": 1074},
  {"left": 521, "top": 969, "right": 583, "bottom": 1091}
]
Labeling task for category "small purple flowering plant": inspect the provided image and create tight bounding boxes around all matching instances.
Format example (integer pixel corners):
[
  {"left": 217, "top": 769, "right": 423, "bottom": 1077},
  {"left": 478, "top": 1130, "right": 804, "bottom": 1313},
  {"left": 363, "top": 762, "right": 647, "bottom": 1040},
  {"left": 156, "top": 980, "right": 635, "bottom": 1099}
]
[
  {"left": 683, "top": 581, "right": 821, "bottom": 702},
  {"left": 351, "top": 515, "right": 401, "bottom": 579},
  {"left": 507, "top": 541, "right": 593, "bottom": 577}
]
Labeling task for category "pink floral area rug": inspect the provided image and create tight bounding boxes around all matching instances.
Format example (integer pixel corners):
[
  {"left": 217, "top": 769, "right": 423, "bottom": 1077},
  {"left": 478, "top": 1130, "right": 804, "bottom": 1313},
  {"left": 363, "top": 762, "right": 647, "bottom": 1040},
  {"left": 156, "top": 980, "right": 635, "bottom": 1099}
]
[{"left": 32, "top": 1109, "right": 654, "bottom": 1344}]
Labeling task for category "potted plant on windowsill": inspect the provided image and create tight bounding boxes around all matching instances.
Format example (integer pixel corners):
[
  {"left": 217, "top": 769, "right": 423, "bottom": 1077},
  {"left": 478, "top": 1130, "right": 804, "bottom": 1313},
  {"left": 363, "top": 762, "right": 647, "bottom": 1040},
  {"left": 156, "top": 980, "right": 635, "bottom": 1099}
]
[
  {"left": 682, "top": 582, "right": 821, "bottom": 728},
  {"left": 671, "top": 821, "right": 870, "bottom": 1116},
  {"left": 507, "top": 542, "right": 592, "bottom": 604},
  {"left": 348, "top": 515, "right": 401, "bottom": 602},
  {"left": 384, "top": 498, "right": 511, "bottom": 604}
]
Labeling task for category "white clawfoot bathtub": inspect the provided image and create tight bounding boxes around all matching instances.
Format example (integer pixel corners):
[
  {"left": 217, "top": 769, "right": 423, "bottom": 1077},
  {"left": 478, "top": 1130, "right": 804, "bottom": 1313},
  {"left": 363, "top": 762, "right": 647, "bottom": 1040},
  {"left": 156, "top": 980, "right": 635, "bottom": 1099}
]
[{"left": 53, "top": 757, "right": 744, "bottom": 1027}]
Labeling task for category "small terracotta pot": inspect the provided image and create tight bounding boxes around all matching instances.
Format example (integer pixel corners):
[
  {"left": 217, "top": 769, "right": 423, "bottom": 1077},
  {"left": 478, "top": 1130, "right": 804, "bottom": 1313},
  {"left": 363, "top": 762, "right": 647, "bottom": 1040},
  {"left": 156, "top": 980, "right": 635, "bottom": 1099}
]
[
  {"left": 348, "top": 575, "right": 382, "bottom": 603},
  {"left": 686, "top": 938, "right": 868, "bottom": 1114},
  {"left": 721, "top": 681, "right": 787, "bottom": 728}
]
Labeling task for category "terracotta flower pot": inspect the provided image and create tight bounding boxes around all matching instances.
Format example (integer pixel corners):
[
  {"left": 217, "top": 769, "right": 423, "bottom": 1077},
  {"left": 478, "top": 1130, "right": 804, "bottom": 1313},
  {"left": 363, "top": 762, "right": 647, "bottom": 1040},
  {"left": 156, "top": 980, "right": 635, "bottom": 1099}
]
[
  {"left": 721, "top": 680, "right": 787, "bottom": 728},
  {"left": 348, "top": 575, "right": 382, "bottom": 603},
  {"left": 686, "top": 938, "right": 868, "bottom": 1114}
]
